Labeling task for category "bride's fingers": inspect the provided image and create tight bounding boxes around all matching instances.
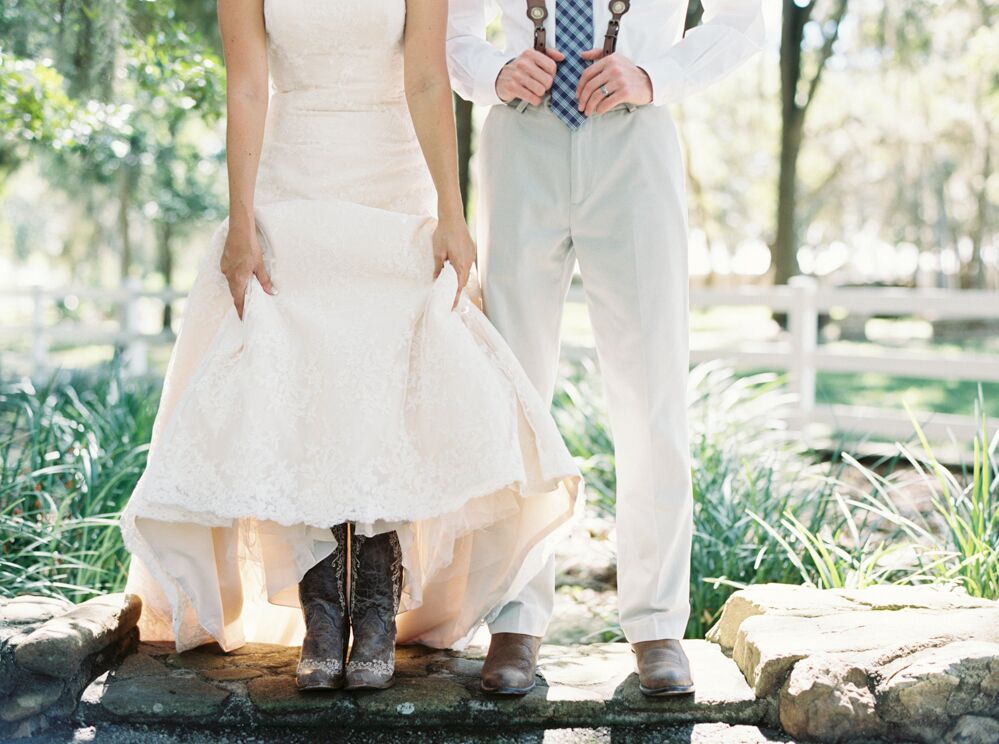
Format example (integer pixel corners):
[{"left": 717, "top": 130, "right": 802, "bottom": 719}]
[
  {"left": 433, "top": 253, "right": 445, "bottom": 279},
  {"left": 227, "top": 277, "right": 246, "bottom": 319},
  {"left": 451, "top": 261, "right": 471, "bottom": 310},
  {"left": 254, "top": 262, "right": 277, "bottom": 295}
]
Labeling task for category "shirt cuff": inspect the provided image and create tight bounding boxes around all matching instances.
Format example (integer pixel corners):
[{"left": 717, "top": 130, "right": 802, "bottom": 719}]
[
  {"left": 636, "top": 56, "right": 688, "bottom": 107},
  {"left": 473, "top": 50, "right": 514, "bottom": 108}
]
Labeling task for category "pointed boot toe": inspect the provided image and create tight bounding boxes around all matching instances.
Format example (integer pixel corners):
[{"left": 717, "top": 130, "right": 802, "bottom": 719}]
[{"left": 479, "top": 633, "right": 543, "bottom": 696}]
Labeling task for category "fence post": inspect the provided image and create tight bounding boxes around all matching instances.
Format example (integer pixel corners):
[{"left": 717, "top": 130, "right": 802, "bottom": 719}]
[
  {"left": 120, "top": 278, "right": 148, "bottom": 377},
  {"left": 30, "top": 285, "right": 49, "bottom": 377},
  {"left": 788, "top": 275, "right": 818, "bottom": 421}
]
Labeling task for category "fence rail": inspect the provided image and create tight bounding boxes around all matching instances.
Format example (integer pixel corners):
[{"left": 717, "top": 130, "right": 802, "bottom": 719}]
[{"left": 3, "top": 276, "right": 999, "bottom": 442}]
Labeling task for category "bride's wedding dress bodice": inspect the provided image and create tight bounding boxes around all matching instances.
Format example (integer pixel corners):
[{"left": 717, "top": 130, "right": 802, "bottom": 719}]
[{"left": 256, "top": 0, "right": 435, "bottom": 212}]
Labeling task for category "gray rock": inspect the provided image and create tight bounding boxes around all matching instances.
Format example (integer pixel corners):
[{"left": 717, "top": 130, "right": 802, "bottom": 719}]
[
  {"left": 354, "top": 675, "right": 470, "bottom": 722},
  {"left": 112, "top": 653, "right": 170, "bottom": 680},
  {"left": 945, "top": 714, "right": 999, "bottom": 744},
  {"left": 876, "top": 641, "right": 999, "bottom": 742},
  {"left": 0, "top": 672, "right": 64, "bottom": 723},
  {"left": 14, "top": 594, "right": 142, "bottom": 679},
  {"left": 778, "top": 656, "right": 886, "bottom": 743},
  {"left": 246, "top": 673, "right": 357, "bottom": 719},
  {"left": 95, "top": 672, "right": 230, "bottom": 722}
]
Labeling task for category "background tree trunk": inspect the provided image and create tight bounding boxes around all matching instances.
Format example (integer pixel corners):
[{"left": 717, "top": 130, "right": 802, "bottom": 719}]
[
  {"left": 118, "top": 168, "right": 133, "bottom": 281},
  {"left": 157, "top": 222, "right": 174, "bottom": 331},
  {"left": 774, "top": 0, "right": 849, "bottom": 285},
  {"left": 454, "top": 94, "right": 474, "bottom": 219}
]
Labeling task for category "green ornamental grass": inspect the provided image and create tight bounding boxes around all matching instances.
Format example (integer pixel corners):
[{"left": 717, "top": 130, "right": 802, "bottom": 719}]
[{"left": 1, "top": 362, "right": 995, "bottom": 640}]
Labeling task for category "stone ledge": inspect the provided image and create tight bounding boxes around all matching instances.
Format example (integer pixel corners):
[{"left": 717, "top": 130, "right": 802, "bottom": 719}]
[
  {"left": 77, "top": 640, "right": 766, "bottom": 732},
  {"left": 0, "top": 594, "right": 141, "bottom": 739},
  {"left": 707, "top": 584, "right": 999, "bottom": 743}
]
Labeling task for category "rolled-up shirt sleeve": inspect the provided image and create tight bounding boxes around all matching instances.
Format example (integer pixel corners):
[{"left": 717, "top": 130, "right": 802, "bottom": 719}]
[
  {"left": 638, "top": 0, "right": 766, "bottom": 107},
  {"left": 446, "top": 0, "right": 512, "bottom": 107}
]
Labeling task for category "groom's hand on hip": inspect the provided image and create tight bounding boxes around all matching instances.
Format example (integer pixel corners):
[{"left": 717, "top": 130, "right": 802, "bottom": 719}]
[
  {"left": 577, "top": 49, "right": 653, "bottom": 117},
  {"left": 496, "top": 48, "right": 566, "bottom": 106}
]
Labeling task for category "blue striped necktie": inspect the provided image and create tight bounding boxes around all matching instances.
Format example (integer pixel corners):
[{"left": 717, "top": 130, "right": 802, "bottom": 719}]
[{"left": 550, "top": 0, "right": 593, "bottom": 130}]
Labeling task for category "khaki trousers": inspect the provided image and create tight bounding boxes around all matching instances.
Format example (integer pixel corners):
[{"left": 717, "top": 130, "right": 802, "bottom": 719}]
[{"left": 478, "top": 100, "right": 693, "bottom": 643}]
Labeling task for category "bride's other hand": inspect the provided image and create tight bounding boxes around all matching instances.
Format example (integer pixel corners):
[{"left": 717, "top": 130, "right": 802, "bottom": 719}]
[
  {"left": 432, "top": 217, "right": 476, "bottom": 310},
  {"left": 220, "top": 225, "right": 275, "bottom": 319}
]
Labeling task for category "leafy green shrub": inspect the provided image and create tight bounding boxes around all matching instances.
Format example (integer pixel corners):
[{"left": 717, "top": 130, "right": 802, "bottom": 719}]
[
  {"left": 757, "top": 399, "right": 998, "bottom": 600},
  {"left": 553, "top": 359, "right": 840, "bottom": 638}
]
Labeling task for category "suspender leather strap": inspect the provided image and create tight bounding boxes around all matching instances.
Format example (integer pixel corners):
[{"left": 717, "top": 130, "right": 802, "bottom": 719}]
[
  {"left": 602, "top": 0, "right": 631, "bottom": 55},
  {"left": 526, "top": 0, "right": 549, "bottom": 51},
  {"left": 525, "top": 0, "right": 632, "bottom": 56}
]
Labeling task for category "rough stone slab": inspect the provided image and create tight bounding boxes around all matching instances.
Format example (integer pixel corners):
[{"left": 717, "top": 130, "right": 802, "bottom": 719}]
[
  {"left": 733, "top": 607, "right": 999, "bottom": 697},
  {"left": 1, "top": 624, "right": 138, "bottom": 739},
  {"left": 837, "top": 586, "right": 996, "bottom": 613},
  {"left": 1, "top": 597, "right": 76, "bottom": 699},
  {"left": 78, "top": 641, "right": 766, "bottom": 731},
  {"left": 90, "top": 671, "right": 231, "bottom": 722},
  {"left": 0, "top": 597, "right": 75, "bottom": 627},
  {"left": 0, "top": 672, "right": 64, "bottom": 723},
  {"left": 778, "top": 655, "right": 886, "bottom": 743},
  {"left": 247, "top": 674, "right": 359, "bottom": 719},
  {"left": 707, "top": 584, "right": 994, "bottom": 652},
  {"left": 944, "top": 714, "right": 999, "bottom": 744},
  {"left": 706, "top": 584, "right": 858, "bottom": 650},
  {"left": 875, "top": 641, "right": 999, "bottom": 744},
  {"left": 14, "top": 594, "right": 142, "bottom": 679}
]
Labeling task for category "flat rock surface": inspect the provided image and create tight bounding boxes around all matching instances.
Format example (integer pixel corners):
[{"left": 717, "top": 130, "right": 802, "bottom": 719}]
[
  {"left": 735, "top": 606, "right": 999, "bottom": 696},
  {"left": 77, "top": 640, "right": 767, "bottom": 730},
  {"left": 708, "top": 583, "right": 996, "bottom": 653}
]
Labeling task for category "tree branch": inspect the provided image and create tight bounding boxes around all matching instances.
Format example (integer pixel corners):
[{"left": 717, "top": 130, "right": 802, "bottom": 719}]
[{"left": 802, "top": 0, "right": 849, "bottom": 115}]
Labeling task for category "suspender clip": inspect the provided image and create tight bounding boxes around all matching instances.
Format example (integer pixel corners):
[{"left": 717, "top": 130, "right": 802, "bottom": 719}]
[
  {"left": 526, "top": 0, "right": 548, "bottom": 51},
  {"left": 602, "top": 0, "right": 631, "bottom": 55}
]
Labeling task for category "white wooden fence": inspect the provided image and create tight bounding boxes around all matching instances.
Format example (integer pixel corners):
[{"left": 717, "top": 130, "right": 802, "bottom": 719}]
[{"left": 3, "top": 276, "right": 999, "bottom": 442}]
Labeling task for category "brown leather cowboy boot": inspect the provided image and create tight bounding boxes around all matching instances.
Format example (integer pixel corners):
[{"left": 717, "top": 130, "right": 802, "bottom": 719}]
[
  {"left": 296, "top": 523, "right": 350, "bottom": 690},
  {"left": 345, "top": 529, "right": 403, "bottom": 689},
  {"left": 480, "top": 633, "right": 543, "bottom": 695},
  {"left": 633, "top": 639, "right": 695, "bottom": 696}
]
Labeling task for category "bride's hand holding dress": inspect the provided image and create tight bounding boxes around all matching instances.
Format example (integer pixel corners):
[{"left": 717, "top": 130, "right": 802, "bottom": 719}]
[
  {"left": 432, "top": 217, "right": 476, "bottom": 310},
  {"left": 220, "top": 227, "right": 275, "bottom": 319}
]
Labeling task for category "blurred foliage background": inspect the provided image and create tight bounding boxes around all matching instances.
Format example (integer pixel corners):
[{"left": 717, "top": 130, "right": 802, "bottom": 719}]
[{"left": 1, "top": 0, "right": 996, "bottom": 295}]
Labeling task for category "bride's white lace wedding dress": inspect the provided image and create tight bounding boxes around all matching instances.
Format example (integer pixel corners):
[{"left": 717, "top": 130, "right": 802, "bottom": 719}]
[{"left": 120, "top": 0, "right": 582, "bottom": 654}]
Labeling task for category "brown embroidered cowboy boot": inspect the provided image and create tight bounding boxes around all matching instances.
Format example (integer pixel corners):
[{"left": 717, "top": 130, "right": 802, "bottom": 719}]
[
  {"left": 480, "top": 633, "right": 543, "bottom": 695},
  {"left": 345, "top": 529, "right": 403, "bottom": 689},
  {"left": 633, "top": 639, "right": 695, "bottom": 696},
  {"left": 296, "top": 523, "right": 350, "bottom": 690}
]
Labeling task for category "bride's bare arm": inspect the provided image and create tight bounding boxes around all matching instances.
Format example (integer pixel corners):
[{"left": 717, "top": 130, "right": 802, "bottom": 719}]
[
  {"left": 404, "top": 0, "right": 476, "bottom": 309},
  {"left": 218, "top": 0, "right": 275, "bottom": 318}
]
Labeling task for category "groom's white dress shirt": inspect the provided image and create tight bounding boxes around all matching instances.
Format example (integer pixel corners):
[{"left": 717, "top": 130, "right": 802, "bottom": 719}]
[{"left": 447, "top": 0, "right": 766, "bottom": 108}]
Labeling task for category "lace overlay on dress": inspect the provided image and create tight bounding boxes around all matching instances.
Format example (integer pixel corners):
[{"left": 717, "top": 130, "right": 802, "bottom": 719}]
[{"left": 119, "top": 0, "right": 582, "bottom": 654}]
